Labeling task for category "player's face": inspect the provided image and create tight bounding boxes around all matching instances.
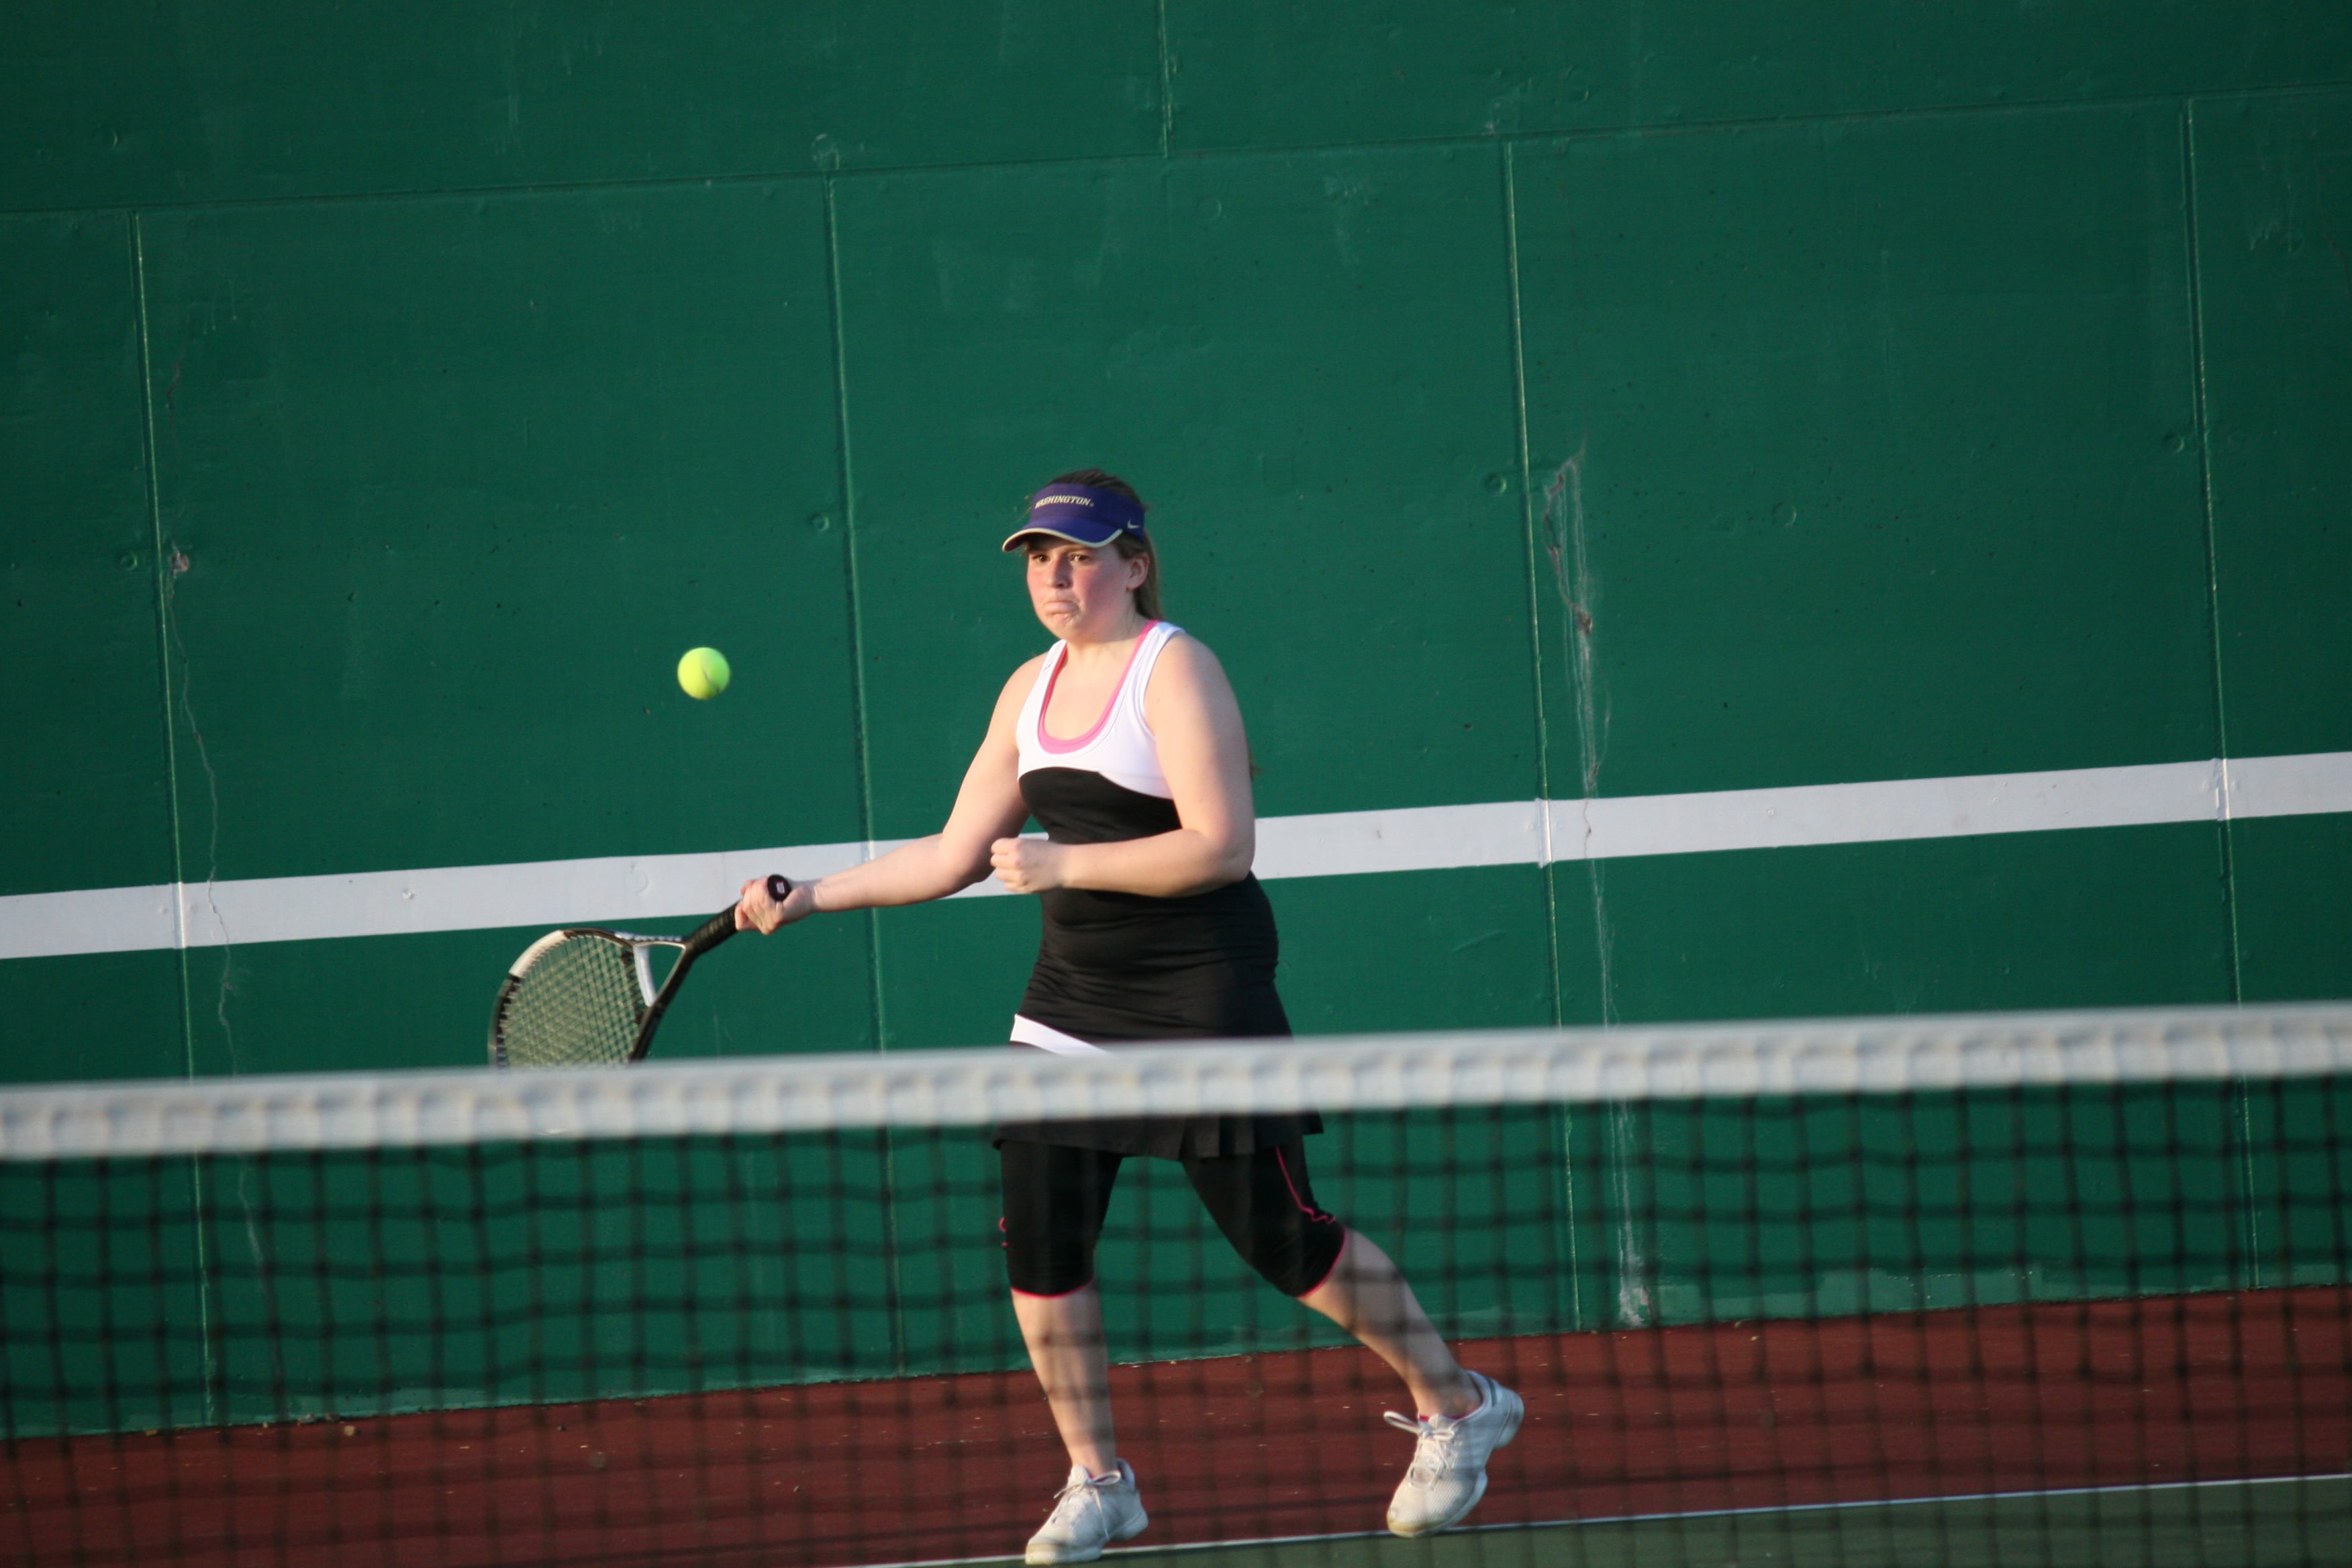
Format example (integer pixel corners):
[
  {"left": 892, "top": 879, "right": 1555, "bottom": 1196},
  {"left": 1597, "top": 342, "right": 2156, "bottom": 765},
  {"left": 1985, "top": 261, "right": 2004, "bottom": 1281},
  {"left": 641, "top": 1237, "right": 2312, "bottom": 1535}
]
[{"left": 1024, "top": 538, "right": 1145, "bottom": 640}]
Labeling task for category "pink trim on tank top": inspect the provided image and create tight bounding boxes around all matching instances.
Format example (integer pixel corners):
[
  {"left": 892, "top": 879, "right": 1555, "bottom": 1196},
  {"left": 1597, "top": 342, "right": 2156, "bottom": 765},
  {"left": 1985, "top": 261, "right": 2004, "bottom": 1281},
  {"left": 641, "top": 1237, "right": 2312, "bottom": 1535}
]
[{"left": 1034, "top": 621, "right": 1161, "bottom": 754}]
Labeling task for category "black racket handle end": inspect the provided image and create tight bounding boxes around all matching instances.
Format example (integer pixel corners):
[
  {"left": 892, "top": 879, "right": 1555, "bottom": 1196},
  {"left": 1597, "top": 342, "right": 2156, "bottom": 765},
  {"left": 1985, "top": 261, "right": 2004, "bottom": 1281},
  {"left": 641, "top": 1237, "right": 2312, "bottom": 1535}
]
[{"left": 686, "top": 874, "right": 793, "bottom": 952}]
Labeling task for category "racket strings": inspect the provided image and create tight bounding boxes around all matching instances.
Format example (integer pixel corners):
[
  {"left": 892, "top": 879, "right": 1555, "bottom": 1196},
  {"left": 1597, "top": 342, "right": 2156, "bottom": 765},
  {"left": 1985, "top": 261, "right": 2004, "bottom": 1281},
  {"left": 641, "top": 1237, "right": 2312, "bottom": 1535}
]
[{"left": 498, "top": 936, "right": 646, "bottom": 1066}]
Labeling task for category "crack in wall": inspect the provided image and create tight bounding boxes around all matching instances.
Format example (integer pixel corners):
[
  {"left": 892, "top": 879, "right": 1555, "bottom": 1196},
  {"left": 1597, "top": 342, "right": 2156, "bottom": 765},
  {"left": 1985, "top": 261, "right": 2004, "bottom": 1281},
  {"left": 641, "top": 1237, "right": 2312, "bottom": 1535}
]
[
  {"left": 236, "top": 1159, "right": 291, "bottom": 1417},
  {"left": 1542, "top": 443, "right": 1650, "bottom": 1326},
  {"left": 1540, "top": 444, "right": 1614, "bottom": 1017},
  {"left": 164, "top": 544, "right": 239, "bottom": 1071},
  {"left": 163, "top": 528, "right": 271, "bottom": 1403}
]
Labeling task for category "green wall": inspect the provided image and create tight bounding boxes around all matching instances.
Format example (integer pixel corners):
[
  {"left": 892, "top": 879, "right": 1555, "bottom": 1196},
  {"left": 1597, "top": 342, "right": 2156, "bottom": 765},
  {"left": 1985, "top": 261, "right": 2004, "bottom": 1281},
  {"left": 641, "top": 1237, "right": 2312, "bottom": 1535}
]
[
  {"left": 6, "top": 7, "right": 2352, "bottom": 1438},
  {"left": 4, "top": 4, "right": 2351, "bottom": 1085}
]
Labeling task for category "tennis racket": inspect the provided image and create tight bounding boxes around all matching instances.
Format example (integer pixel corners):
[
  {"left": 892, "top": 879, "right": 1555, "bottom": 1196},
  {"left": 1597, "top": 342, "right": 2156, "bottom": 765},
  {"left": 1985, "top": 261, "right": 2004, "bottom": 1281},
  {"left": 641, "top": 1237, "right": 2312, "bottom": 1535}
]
[{"left": 488, "top": 873, "right": 791, "bottom": 1069}]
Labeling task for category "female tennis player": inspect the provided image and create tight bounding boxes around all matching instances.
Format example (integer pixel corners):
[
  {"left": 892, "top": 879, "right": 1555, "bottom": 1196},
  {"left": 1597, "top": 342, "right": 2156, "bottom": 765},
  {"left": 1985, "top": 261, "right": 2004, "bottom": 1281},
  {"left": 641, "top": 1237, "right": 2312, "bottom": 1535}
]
[{"left": 734, "top": 471, "right": 1520, "bottom": 1563}]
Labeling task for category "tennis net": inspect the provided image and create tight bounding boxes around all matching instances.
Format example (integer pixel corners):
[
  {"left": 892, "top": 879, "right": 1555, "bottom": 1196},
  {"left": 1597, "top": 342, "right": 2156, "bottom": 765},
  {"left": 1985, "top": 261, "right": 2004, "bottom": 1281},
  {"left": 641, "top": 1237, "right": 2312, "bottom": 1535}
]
[{"left": 4, "top": 1004, "right": 2349, "bottom": 1567}]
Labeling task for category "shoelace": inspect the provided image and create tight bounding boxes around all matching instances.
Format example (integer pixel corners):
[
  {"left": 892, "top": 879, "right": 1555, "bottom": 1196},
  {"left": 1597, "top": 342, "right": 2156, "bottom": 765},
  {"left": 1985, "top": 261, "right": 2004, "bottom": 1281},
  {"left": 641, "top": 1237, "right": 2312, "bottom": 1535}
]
[
  {"left": 1044, "top": 1469, "right": 1122, "bottom": 1524},
  {"left": 1383, "top": 1410, "right": 1459, "bottom": 1485}
]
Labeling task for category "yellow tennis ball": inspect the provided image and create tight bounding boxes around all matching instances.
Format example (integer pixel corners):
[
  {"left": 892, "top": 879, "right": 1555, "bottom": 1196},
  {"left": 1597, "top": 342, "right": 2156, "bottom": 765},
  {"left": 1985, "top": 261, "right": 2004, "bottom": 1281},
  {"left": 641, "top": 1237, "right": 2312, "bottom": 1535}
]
[{"left": 677, "top": 646, "right": 730, "bottom": 700}]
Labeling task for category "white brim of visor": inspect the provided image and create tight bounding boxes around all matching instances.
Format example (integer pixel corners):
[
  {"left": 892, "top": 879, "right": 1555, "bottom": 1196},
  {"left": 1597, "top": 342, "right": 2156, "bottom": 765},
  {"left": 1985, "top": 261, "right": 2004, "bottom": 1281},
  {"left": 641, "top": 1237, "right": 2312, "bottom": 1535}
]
[{"left": 1000, "top": 522, "right": 1128, "bottom": 551}]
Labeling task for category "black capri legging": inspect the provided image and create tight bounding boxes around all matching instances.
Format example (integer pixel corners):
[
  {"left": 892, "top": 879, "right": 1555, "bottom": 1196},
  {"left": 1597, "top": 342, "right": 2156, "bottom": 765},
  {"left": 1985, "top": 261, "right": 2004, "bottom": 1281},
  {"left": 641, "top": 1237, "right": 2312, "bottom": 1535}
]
[{"left": 1000, "top": 1138, "right": 1349, "bottom": 1300}]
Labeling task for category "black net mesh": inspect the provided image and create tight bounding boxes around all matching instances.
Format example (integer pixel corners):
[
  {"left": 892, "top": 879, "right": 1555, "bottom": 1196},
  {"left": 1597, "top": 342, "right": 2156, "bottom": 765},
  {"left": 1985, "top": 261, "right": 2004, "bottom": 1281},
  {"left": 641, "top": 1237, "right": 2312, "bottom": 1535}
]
[
  {"left": 493, "top": 936, "right": 648, "bottom": 1069},
  {"left": 3, "top": 1008, "right": 2348, "bottom": 1567}
]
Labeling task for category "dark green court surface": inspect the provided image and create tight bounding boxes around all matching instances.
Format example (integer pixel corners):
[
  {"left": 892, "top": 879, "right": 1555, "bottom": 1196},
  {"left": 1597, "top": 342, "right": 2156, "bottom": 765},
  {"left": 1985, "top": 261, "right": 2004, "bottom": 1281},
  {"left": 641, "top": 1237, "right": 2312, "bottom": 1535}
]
[{"left": 1071, "top": 1477, "right": 2349, "bottom": 1568}]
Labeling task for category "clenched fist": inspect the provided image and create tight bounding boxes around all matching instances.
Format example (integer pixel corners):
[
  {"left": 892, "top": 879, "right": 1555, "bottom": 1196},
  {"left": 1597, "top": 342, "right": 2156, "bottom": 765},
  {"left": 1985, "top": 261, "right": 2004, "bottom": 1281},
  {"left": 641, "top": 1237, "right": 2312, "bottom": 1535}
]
[{"left": 989, "top": 836, "right": 1069, "bottom": 895}]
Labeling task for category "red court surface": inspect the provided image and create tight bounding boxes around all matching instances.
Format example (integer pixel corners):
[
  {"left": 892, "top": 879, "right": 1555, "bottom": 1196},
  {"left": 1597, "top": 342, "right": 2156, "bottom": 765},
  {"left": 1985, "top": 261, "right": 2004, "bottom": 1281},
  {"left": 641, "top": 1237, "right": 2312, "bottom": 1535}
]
[{"left": 11, "top": 1287, "right": 2347, "bottom": 1567}]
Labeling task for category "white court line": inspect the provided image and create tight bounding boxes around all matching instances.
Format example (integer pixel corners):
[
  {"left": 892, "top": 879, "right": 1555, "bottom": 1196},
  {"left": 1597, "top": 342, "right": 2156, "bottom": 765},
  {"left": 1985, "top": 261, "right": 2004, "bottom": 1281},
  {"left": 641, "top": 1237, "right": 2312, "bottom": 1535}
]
[{"left": 2, "top": 750, "right": 2346, "bottom": 962}]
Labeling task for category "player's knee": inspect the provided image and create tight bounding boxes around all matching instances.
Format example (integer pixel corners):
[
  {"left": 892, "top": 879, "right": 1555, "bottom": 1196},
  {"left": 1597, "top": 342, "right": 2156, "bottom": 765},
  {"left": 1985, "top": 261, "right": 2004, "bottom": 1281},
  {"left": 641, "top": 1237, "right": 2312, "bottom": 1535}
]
[
  {"left": 1236, "top": 1217, "right": 1347, "bottom": 1299},
  {"left": 1002, "top": 1223, "right": 1098, "bottom": 1297}
]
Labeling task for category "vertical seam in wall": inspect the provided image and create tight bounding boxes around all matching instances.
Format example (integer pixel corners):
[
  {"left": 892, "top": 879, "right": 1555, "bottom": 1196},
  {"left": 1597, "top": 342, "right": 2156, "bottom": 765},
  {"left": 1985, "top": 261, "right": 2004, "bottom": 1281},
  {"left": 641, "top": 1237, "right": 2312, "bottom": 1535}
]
[
  {"left": 1155, "top": 0, "right": 1174, "bottom": 158},
  {"left": 2180, "top": 99, "right": 2243, "bottom": 1006},
  {"left": 130, "top": 214, "right": 193, "bottom": 1067},
  {"left": 823, "top": 173, "right": 906, "bottom": 1370},
  {"left": 132, "top": 210, "right": 218, "bottom": 1421},
  {"left": 1501, "top": 142, "right": 1562, "bottom": 1032},
  {"left": 2182, "top": 99, "right": 2259, "bottom": 1291},
  {"left": 820, "top": 175, "right": 887, "bottom": 1055},
  {"left": 1506, "top": 142, "right": 1581, "bottom": 1328}
]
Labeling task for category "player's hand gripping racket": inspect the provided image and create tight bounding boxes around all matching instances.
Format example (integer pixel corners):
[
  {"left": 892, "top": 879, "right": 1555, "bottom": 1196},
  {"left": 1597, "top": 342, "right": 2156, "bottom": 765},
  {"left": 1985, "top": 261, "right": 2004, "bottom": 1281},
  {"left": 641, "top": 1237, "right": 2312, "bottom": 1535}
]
[{"left": 488, "top": 873, "right": 791, "bottom": 1069}]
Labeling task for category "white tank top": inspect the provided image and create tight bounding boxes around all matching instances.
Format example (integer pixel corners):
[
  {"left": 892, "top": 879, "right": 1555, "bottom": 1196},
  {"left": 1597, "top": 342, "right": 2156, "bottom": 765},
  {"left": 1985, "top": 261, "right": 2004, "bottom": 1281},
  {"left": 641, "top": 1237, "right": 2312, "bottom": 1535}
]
[{"left": 1015, "top": 620, "right": 1181, "bottom": 799}]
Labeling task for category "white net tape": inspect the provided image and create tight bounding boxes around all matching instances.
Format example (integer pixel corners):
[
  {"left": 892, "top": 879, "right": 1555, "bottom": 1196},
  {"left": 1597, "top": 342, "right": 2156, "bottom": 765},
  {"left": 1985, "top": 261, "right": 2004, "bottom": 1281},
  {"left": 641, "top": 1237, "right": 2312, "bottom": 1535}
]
[{"left": 5, "top": 1002, "right": 2349, "bottom": 1161}]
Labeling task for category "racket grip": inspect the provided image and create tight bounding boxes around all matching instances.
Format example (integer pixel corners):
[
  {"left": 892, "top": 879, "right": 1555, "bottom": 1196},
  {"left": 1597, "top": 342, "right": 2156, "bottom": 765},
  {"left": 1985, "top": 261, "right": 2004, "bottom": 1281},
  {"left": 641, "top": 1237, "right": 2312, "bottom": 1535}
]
[
  {"left": 685, "top": 876, "right": 791, "bottom": 953},
  {"left": 685, "top": 907, "right": 742, "bottom": 952}
]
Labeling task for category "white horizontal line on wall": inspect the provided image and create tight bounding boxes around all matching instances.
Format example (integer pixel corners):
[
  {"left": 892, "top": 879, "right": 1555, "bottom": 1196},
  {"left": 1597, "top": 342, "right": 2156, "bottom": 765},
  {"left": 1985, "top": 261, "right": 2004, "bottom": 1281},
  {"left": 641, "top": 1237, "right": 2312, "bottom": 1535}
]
[
  {"left": 3, "top": 751, "right": 2346, "bottom": 963},
  {"left": 1552, "top": 758, "right": 2233, "bottom": 863}
]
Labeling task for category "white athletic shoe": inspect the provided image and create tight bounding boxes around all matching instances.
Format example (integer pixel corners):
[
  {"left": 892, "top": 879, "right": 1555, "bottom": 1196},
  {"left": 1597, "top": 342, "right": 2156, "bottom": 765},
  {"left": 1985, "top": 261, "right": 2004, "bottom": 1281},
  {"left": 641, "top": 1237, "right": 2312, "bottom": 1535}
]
[
  {"left": 1383, "top": 1371, "right": 1524, "bottom": 1538},
  {"left": 1024, "top": 1459, "right": 1148, "bottom": 1564}
]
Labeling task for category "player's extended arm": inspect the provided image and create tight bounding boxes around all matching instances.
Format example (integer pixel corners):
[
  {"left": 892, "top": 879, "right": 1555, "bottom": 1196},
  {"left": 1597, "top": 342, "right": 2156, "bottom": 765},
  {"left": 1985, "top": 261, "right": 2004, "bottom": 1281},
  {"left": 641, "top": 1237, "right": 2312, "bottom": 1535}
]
[
  {"left": 987, "top": 635, "right": 1254, "bottom": 899},
  {"left": 737, "top": 661, "right": 1037, "bottom": 932}
]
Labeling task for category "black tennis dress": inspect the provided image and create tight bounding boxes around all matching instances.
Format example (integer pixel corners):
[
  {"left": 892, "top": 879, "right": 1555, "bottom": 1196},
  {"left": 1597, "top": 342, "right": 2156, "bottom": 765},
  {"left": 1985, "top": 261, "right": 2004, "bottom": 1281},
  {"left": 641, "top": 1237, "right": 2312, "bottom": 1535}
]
[{"left": 995, "top": 620, "right": 1318, "bottom": 1159}]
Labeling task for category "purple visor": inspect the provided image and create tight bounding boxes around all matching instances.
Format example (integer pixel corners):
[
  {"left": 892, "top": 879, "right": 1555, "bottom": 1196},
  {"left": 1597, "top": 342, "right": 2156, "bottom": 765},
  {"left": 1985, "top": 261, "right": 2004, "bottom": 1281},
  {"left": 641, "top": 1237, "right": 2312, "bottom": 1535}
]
[{"left": 1000, "top": 483, "right": 1148, "bottom": 550}]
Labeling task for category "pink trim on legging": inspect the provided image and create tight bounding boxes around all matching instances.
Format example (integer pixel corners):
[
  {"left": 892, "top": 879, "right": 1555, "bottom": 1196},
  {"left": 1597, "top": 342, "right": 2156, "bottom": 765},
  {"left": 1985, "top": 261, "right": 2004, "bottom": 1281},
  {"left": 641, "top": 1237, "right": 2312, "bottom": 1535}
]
[
  {"left": 1274, "top": 1146, "right": 1340, "bottom": 1225},
  {"left": 1293, "top": 1226, "right": 1352, "bottom": 1297},
  {"left": 1010, "top": 1282, "right": 1095, "bottom": 1301},
  {"left": 1034, "top": 622, "right": 1159, "bottom": 754},
  {"left": 1275, "top": 1146, "right": 1349, "bottom": 1296}
]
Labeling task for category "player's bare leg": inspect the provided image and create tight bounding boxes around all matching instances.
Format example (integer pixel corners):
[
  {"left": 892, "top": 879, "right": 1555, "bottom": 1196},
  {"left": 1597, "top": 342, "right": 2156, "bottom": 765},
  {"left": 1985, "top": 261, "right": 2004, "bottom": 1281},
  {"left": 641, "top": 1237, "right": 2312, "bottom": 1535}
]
[
  {"left": 1300, "top": 1230, "right": 1523, "bottom": 1537},
  {"left": 1012, "top": 1286, "right": 1145, "bottom": 1563},
  {"left": 1012, "top": 1284, "right": 1118, "bottom": 1476},
  {"left": 1297, "top": 1230, "right": 1476, "bottom": 1416}
]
